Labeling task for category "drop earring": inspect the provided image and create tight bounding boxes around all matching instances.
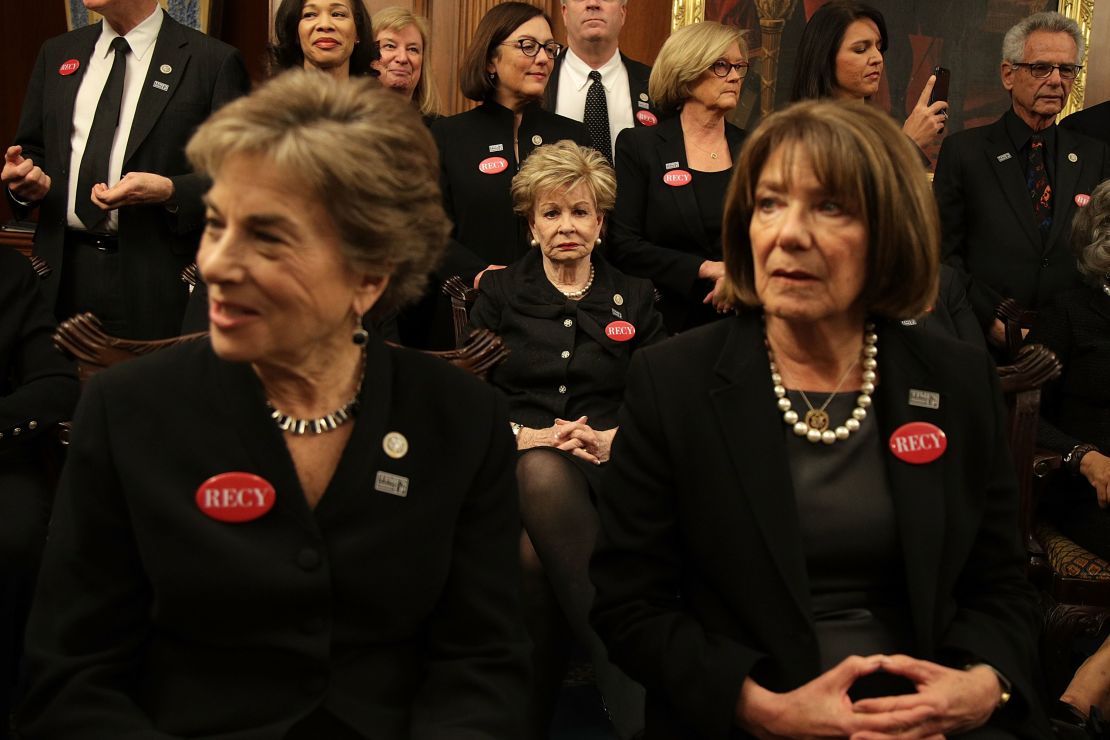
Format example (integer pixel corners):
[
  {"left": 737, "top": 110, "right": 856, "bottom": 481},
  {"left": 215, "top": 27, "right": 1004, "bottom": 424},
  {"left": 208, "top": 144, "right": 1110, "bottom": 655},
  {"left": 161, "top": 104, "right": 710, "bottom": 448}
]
[{"left": 352, "top": 314, "right": 369, "bottom": 345}]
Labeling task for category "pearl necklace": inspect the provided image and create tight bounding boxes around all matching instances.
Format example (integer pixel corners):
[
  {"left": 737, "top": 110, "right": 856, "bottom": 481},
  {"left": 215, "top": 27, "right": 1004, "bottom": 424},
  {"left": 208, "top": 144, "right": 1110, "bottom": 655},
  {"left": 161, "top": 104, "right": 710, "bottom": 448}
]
[
  {"left": 559, "top": 263, "right": 595, "bottom": 300},
  {"left": 766, "top": 321, "right": 878, "bottom": 445}
]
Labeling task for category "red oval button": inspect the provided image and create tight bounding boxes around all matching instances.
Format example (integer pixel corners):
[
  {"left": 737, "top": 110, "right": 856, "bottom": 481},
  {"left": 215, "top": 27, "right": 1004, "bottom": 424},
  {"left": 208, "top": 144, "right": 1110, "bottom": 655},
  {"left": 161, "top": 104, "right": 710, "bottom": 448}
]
[
  {"left": 888, "top": 422, "right": 947, "bottom": 464},
  {"left": 478, "top": 156, "right": 509, "bottom": 175},
  {"left": 59, "top": 59, "right": 81, "bottom": 76},
  {"left": 1076, "top": 193, "right": 1091, "bottom": 207},
  {"left": 605, "top": 320, "right": 636, "bottom": 342},
  {"left": 636, "top": 110, "right": 658, "bottom": 126},
  {"left": 662, "top": 169, "right": 692, "bottom": 187},
  {"left": 195, "top": 472, "right": 276, "bottom": 523}
]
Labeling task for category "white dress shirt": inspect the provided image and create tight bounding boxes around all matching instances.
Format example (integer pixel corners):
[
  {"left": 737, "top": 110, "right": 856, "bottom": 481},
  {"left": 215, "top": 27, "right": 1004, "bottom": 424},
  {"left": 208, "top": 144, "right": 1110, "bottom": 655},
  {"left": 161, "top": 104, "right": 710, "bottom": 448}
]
[
  {"left": 555, "top": 48, "right": 634, "bottom": 155},
  {"left": 67, "top": 5, "right": 163, "bottom": 232}
]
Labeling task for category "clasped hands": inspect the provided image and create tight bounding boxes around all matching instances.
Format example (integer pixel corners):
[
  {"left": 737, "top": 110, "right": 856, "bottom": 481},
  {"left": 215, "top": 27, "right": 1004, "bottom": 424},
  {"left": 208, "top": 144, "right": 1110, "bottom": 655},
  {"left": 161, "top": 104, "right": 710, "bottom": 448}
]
[
  {"left": 516, "top": 416, "right": 615, "bottom": 465},
  {"left": 4, "top": 145, "right": 173, "bottom": 209},
  {"left": 736, "top": 654, "right": 1002, "bottom": 740}
]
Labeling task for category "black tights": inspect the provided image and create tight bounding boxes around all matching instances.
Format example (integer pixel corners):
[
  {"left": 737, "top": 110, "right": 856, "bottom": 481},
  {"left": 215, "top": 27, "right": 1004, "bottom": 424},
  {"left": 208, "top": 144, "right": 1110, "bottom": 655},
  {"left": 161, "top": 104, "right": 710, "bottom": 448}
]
[{"left": 516, "top": 448, "right": 644, "bottom": 740}]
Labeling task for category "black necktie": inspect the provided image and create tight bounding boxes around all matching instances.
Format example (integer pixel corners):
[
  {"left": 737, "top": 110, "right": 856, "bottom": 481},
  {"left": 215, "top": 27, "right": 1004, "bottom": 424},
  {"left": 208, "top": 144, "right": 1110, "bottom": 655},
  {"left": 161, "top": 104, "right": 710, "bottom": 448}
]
[
  {"left": 584, "top": 70, "right": 612, "bottom": 163},
  {"left": 76, "top": 36, "right": 131, "bottom": 231},
  {"left": 1026, "top": 134, "right": 1053, "bottom": 237}
]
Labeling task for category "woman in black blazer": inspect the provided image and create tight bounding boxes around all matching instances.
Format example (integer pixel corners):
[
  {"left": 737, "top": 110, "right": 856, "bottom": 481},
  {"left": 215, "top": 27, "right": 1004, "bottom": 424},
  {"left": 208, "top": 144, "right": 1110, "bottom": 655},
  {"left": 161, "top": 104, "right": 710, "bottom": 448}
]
[
  {"left": 431, "top": 2, "right": 588, "bottom": 287},
  {"left": 1026, "top": 179, "right": 1110, "bottom": 559},
  {"left": 590, "top": 101, "right": 1048, "bottom": 739},
  {"left": 0, "top": 249, "right": 78, "bottom": 739},
  {"left": 609, "top": 21, "right": 747, "bottom": 334},
  {"left": 470, "top": 142, "right": 664, "bottom": 740},
  {"left": 269, "top": 0, "right": 376, "bottom": 79},
  {"left": 19, "top": 74, "right": 527, "bottom": 740}
]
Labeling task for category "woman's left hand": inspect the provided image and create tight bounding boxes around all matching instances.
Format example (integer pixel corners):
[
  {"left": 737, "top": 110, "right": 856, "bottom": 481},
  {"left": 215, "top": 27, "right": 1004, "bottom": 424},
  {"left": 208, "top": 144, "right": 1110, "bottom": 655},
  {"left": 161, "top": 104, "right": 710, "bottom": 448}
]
[
  {"left": 703, "top": 275, "right": 734, "bottom": 314},
  {"left": 901, "top": 75, "right": 948, "bottom": 151},
  {"left": 849, "top": 655, "right": 1000, "bottom": 739}
]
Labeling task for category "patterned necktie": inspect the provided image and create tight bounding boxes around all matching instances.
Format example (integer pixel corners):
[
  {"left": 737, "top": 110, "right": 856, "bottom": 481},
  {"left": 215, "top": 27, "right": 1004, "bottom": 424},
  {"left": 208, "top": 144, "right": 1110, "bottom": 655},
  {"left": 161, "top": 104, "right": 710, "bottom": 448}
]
[
  {"left": 76, "top": 36, "right": 131, "bottom": 231},
  {"left": 584, "top": 70, "right": 612, "bottom": 163},
  {"left": 1026, "top": 134, "right": 1053, "bottom": 236}
]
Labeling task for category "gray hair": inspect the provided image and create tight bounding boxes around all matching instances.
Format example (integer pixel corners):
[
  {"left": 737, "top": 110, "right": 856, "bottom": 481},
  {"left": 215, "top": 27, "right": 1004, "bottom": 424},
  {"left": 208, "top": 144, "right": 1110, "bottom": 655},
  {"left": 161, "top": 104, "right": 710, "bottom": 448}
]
[
  {"left": 1071, "top": 180, "right": 1110, "bottom": 287},
  {"left": 1001, "top": 11, "right": 1084, "bottom": 64}
]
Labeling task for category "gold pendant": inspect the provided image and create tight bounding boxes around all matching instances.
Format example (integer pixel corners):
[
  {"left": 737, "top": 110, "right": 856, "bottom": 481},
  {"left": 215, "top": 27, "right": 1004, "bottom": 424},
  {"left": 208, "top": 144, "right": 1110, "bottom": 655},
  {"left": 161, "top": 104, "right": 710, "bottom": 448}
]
[
  {"left": 805, "top": 409, "right": 829, "bottom": 431},
  {"left": 710, "top": 152, "right": 718, "bottom": 159}
]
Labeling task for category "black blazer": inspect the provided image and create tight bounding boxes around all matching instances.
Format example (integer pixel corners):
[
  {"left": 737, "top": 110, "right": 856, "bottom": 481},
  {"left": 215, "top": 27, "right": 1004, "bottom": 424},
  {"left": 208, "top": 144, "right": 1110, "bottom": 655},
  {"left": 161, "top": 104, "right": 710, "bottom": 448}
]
[
  {"left": 608, "top": 115, "right": 745, "bottom": 333},
  {"left": 0, "top": 249, "right": 78, "bottom": 455},
  {"left": 934, "top": 113, "right": 1110, "bottom": 326},
  {"left": 19, "top": 338, "right": 529, "bottom": 739},
  {"left": 469, "top": 250, "right": 665, "bottom": 430},
  {"left": 1061, "top": 100, "right": 1110, "bottom": 148},
  {"left": 430, "top": 101, "right": 589, "bottom": 281},
  {"left": 900, "top": 264, "right": 986, "bottom": 348},
  {"left": 590, "top": 313, "right": 1048, "bottom": 739},
  {"left": 10, "top": 13, "right": 250, "bottom": 340},
  {"left": 543, "top": 50, "right": 657, "bottom": 127}
]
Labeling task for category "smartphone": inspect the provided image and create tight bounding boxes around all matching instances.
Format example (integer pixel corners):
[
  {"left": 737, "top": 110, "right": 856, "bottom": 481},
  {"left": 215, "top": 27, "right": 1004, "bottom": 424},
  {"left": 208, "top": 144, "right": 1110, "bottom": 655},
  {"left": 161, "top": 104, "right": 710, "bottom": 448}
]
[{"left": 929, "top": 66, "right": 951, "bottom": 105}]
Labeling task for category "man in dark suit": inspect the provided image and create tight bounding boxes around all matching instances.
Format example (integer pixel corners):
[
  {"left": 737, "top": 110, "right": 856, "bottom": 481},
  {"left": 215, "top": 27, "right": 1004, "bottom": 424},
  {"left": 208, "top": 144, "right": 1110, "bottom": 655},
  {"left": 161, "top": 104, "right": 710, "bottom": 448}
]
[
  {"left": 1062, "top": 99, "right": 1110, "bottom": 147},
  {"left": 933, "top": 11, "right": 1110, "bottom": 347},
  {"left": 2, "top": 0, "right": 249, "bottom": 340},
  {"left": 544, "top": 0, "right": 657, "bottom": 162}
]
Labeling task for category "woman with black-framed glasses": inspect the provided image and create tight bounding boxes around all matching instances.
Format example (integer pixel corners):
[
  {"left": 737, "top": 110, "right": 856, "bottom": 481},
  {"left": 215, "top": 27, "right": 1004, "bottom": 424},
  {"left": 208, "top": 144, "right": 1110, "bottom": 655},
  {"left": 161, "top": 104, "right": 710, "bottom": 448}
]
[
  {"left": 426, "top": 3, "right": 588, "bottom": 337},
  {"left": 608, "top": 21, "right": 749, "bottom": 334}
]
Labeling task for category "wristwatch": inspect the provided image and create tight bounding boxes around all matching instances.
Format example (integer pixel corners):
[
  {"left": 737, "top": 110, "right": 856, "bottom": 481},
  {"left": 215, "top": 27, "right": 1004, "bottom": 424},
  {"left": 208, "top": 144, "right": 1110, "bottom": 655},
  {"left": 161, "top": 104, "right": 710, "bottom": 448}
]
[
  {"left": 965, "top": 663, "right": 1012, "bottom": 710},
  {"left": 1064, "top": 443, "right": 1099, "bottom": 475}
]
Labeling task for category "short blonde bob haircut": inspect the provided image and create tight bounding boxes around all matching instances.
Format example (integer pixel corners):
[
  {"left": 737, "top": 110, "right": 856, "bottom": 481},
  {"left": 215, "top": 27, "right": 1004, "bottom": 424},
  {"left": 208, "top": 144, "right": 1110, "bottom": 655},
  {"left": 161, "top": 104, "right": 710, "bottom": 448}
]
[
  {"left": 720, "top": 100, "right": 939, "bottom": 318},
  {"left": 510, "top": 141, "right": 617, "bottom": 224},
  {"left": 372, "top": 6, "right": 441, "bottom": 117},
  {"left": 649, "top": 21, "right": 747, "bottom": 114},
  {"left": 186, "top": 70, "right": 449, "bottom": 318}
]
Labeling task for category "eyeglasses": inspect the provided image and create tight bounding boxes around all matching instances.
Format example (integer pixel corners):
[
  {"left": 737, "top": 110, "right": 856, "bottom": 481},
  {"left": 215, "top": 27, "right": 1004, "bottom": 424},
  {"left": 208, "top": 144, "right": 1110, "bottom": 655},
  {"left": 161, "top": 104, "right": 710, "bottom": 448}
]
[
  {"left": 501, "top": 38, "right": 563, "bottom": 59},
  {"left": 1010, "top": 62, "right": 1082, "bottom": 80},
  {"left": 709, "top": 59, "right": 750, "bottom": 78}
]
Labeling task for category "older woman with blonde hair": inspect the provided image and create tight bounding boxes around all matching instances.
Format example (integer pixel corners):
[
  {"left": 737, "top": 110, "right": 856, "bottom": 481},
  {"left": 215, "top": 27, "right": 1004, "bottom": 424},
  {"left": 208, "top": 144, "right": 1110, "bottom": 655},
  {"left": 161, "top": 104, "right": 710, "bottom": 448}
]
[
  {"left": 470, "top": 140, "right": 663, "bottom": 740},
  {"left": 608, "top": 21, "right": 748, "bottom": 334},
  {"left": 371, "top": 6, "right": 440, "bottom": 122},
  {"left": 590, "top": 99, "right": 1048, "bottom": 739},
  {"left": 18, "top": 71, "right": 528, "bottom": 740}
]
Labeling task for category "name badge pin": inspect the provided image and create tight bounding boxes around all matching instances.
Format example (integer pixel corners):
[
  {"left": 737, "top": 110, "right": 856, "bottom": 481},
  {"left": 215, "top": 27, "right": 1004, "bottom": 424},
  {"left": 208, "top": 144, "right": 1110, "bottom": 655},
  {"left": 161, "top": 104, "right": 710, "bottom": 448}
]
[
  {"left": 908, "top": 389, "right": 940, "bottom": 410},
  {"left": 195, "top": 472, "right": 276, "bottom": 523},
  {"left": 664, "top": 161, "right": 680, "bottom": 170},
  {"left": 636, "top": 110, "right": 658, "bottom": 126},
  {"left": 488, "top": 143, "right": 504, "bottom": 153},
  {"left": 152, "top": 80, "right": 169, "bottom": 92},
  {"left": 638, "top": 101, "right": 650, "bottom": 109},
  {"left": 59, "top": 59, "right": 81, "bottom": 76},
  {"left": 901, "top": 318, "right": 918, "bottom": 326},
  {"left": 996, "top": 152, "right": 1012, "bottom": 162},
  {"left": 1076, "top": 193, "right": 1091, "bottom": 207},
  {"left": 478, "top": 156, "right": 509, "bottom": 175},
  {"left": 374, "top": 471, "right": 410, "bottom": 497},
  {"left": 383, "top": 431, "right": 409, "bottom": 459}
]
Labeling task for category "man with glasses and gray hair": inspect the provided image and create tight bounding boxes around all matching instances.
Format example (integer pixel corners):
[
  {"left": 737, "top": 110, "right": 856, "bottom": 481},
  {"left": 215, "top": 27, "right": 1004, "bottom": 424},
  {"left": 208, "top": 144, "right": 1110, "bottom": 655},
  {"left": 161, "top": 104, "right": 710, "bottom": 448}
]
[{"left": 933, "top": 11, "right": 1110, "bottom": 350}]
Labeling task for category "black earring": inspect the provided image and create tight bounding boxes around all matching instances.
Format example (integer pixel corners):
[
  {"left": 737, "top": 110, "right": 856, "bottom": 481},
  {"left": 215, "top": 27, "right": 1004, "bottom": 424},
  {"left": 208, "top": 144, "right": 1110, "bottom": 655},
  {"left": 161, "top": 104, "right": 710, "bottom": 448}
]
[{"left": 353, "top": 314, "right": 369, "bottom": 345}]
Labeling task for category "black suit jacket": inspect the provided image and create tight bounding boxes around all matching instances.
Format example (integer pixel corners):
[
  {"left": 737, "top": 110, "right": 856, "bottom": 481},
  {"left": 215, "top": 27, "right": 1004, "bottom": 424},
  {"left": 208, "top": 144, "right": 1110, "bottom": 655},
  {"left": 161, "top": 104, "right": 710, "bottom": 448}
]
[
  {"left": 608, "top": 115, "right": 745, "bottom": 332},
  {"left": 10, "top": 13, "right": 249, "bottom": 340},
  {"left": 934, "top": 113, "right": 1110, "bottom": 326},
  {"left": 19, "top": 338, "right": 529, "bottom": 739},
  {"left": 590, "top": 313, "right": 1048, "bottom": 739},
  {"left": 430, "top": 101, "right": 588, "bottom": 280},
  {"left": 1061, "top": 100, "right": 1110, "bottom": 148},
  {"left": 543, "top": 50, "right": 657, "bottom": 127}
]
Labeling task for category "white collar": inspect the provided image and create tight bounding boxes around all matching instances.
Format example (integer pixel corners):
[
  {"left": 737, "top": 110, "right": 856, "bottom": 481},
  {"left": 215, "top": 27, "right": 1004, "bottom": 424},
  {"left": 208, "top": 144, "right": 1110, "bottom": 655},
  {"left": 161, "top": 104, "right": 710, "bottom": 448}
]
[
  {"left": 563, "top": 47, "right": 624, "bottom": 92},
  {"left": 97, "top": 5, "right": 163, "bottom": 62}
]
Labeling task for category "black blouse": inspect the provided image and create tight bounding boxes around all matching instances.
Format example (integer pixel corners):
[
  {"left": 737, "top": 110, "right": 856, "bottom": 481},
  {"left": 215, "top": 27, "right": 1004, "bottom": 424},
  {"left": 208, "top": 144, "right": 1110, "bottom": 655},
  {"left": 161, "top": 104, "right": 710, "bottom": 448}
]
[{"left": 469, "top": 250, "right": 665, "bottom": 430}]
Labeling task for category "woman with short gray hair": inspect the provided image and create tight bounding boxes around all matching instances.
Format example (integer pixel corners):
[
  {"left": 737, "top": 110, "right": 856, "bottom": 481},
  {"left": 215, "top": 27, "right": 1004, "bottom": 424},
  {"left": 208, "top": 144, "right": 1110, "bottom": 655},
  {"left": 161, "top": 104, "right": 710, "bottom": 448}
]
[{"left": 1027, "top": 178, "right": 1110, "bottom": 560}]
